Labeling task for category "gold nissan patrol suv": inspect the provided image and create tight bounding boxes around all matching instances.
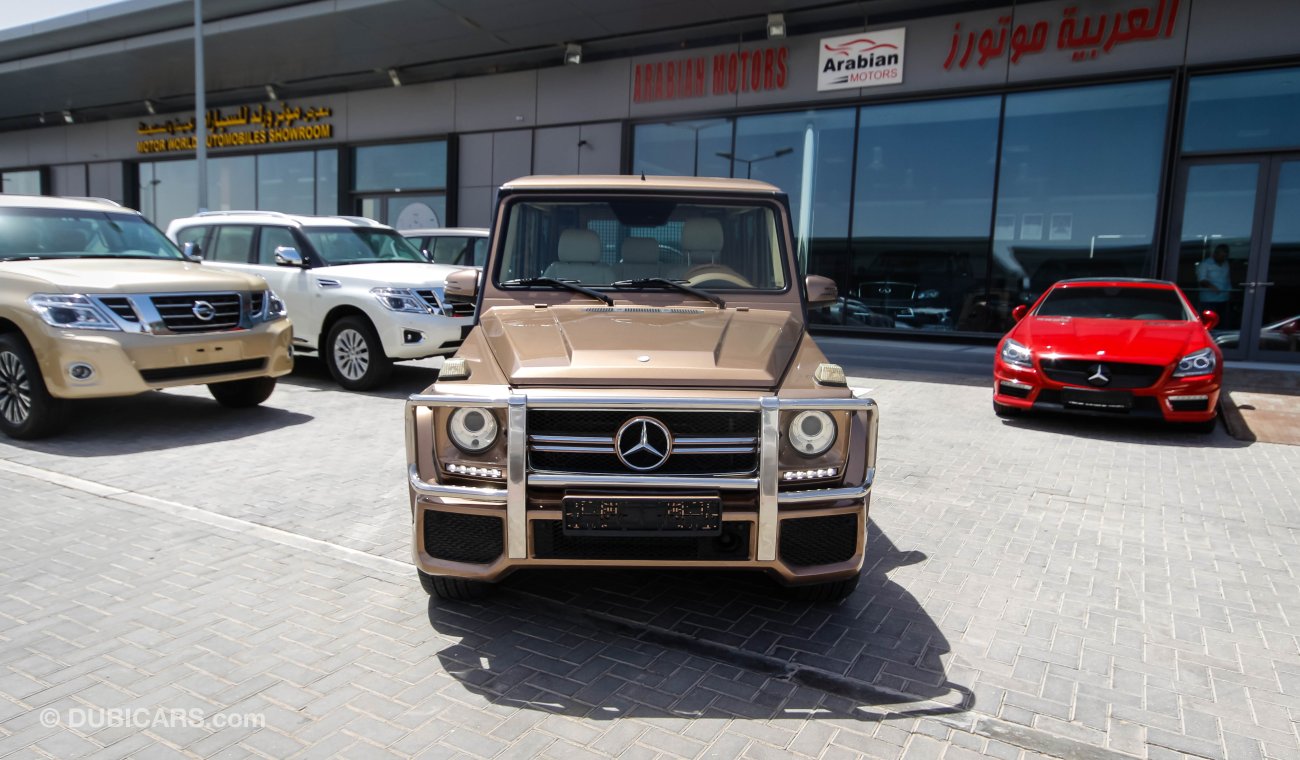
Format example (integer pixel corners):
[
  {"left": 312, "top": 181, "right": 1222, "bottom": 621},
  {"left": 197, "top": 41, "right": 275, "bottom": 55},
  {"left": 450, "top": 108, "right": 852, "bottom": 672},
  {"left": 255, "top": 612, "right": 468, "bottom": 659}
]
[
  {"left": 0, "top": 195, "right": 292, "bottom": 439},
  {"left": 406, "top": 176, "right": 878, "bottom": 602}
]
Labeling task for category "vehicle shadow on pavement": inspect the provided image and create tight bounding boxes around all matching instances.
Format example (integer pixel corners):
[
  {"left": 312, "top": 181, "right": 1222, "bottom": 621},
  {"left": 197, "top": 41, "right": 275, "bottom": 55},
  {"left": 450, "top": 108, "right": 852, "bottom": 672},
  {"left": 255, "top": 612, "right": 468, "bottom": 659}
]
[
  {"left": 277, "top": 357, "right": 439, "bottom": 400},
  {"left": 0, "top": 393, "right": 312, "bottom": 456},
  {"left": 998, "top": 411, "right": 1253, "bottom": 449},
  {"left": 426, "top": 521, "right": 974, "bottom": 723}
]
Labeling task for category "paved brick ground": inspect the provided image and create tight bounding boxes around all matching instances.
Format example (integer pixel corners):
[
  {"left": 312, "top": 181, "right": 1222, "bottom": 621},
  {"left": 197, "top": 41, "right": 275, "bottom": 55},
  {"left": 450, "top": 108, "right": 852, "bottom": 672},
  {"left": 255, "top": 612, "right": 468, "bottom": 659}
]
[{"left": 0, "top": 349, "right": 1297, "bottom": 759}]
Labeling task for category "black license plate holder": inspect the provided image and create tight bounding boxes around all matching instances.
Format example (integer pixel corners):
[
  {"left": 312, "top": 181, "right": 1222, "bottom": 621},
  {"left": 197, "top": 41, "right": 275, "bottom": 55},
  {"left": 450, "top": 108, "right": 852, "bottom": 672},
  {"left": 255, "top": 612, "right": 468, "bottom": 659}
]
[
  {"left": 1061, "top": 387, "right": 1133, "bottom": 411},
  {"left": 562, "top": 496, "right": 722, "bottom": 536}
]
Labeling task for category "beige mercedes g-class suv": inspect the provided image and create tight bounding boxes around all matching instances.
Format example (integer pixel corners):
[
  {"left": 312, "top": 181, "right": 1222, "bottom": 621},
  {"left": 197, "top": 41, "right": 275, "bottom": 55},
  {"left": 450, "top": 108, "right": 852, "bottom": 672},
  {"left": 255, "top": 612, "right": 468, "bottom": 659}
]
[
  {"left": 0, "top": 195, "right": 293, "bottom": 439},
  {"left": 406, "top": 176, "right": 878, "bottom": 601}
]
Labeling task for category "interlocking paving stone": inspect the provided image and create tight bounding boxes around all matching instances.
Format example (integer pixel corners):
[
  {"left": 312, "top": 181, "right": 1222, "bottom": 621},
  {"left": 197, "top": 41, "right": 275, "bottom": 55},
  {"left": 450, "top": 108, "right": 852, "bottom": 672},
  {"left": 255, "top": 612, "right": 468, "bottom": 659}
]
[{"left": 0, "top": 354, "right": 1297, "bottom": 759}]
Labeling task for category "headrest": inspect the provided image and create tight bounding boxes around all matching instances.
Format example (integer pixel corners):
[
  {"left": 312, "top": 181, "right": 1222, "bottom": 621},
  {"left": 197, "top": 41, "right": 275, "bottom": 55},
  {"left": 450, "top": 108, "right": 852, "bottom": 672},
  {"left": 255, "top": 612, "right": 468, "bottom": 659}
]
[
  {"left": 682, "top": 218, "right": 723, "bottom": 253},
  {"left": 557, "top": 229, "right": 602, "bottom": 263},
  {"left": 620, "top": 237, "right": 660, "bottom": 264}
]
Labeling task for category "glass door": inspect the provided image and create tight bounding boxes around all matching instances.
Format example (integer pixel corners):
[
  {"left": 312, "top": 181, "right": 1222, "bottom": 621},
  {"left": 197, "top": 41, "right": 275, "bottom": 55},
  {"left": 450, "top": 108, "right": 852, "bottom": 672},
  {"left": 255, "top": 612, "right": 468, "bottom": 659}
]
[
  {"left": 356, "top": 194, "right": 446, "bottom": 230},
  {"left": 1167, "top": 156, "right": 1300, "bottom": 362},
  {"left": 1254, "top": 160, "right": 1300, "bottom": 360}
]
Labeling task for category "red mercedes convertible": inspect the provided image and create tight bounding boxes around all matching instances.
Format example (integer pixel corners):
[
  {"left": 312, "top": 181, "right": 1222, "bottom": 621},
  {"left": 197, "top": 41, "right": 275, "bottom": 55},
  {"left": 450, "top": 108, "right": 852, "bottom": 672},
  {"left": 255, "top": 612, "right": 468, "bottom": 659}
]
[{"left": 993, "top": 279, "right": 1222, "bottom": 432}]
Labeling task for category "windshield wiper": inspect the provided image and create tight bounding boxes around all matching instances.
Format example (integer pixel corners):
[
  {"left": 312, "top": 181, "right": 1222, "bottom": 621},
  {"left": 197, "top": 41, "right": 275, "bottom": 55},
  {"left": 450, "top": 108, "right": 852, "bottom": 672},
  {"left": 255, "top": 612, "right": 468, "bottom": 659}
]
[
  {"left": 0, "top": 254, "right": 53, "bottom": 262},
  {"left": 612, "top": 278, "right": 725, "bottom": 308},
  {"left": 501, "top": 277, "right": 614, "bottom": 306}
]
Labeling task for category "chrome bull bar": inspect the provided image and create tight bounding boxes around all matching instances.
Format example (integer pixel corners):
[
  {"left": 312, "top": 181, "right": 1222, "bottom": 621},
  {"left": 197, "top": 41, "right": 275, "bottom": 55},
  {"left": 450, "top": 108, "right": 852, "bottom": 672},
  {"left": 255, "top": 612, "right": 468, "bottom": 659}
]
[{"left": 406, "top": 390, "right": 878, "bottom": 562}]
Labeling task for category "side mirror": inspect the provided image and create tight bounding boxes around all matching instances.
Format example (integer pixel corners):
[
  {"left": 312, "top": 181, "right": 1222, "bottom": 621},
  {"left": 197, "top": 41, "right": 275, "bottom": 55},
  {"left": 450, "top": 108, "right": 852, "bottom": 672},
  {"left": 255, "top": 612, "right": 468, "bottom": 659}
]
[
  {"left": 274, "top": 246, "right": 305, "bottom": 267},
  {"left": 804, "top": 274, "right": 838, "bottom": 306},
  {"left": 445, "top": 268, "right": 479, "bottom": 303},
  {"left": 1200, "top": 310, "right": 1219, "bottom": 330},
  {"left": 180, "top": 241, "right": 203, "bottom": 263},
  {"left": 1011, "top": 304, "right": 1029, "bottom": 322}
]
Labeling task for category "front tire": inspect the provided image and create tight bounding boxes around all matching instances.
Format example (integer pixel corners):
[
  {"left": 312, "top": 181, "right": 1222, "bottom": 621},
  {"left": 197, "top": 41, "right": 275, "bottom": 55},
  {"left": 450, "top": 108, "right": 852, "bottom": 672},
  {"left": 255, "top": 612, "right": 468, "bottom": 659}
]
[
  {"left": 325, "top": 317, "right": 392, "bottom": 391},
  {"left": 0, "top": 334, "right": 68, "bottom": 440},
  {"left": 418, "top": 570, "right": 494, "bottom": 601},
  {"left": 208, "top": 376, "right": 277, "bottom": 408},
  {"left": 993, "top": 400, "right": 1022, "bottom": 418}
]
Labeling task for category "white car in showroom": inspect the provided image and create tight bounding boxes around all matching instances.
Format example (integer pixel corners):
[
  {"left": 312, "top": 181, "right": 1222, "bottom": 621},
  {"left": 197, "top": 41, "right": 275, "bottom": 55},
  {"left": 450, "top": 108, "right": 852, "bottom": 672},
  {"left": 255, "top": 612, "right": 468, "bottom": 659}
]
[{"left": 167, "top": 211, "right": 474, "bottom": 390}]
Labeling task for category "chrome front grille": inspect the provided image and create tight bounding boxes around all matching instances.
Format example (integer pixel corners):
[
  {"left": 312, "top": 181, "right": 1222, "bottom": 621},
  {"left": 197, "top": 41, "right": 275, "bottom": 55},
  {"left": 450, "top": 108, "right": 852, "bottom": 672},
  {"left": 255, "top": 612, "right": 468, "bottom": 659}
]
[
  {"left": 149, "top": 292, "right": 243, "bottom": 332},
  {"left": 414, "top": 288, "right": 475, "bottom": 318},
  {"left": 527, "top": 410, "right": 760, "bottom": 475},
  {"left": 95, "top": 296, "right": 139, "bottom": 323}
]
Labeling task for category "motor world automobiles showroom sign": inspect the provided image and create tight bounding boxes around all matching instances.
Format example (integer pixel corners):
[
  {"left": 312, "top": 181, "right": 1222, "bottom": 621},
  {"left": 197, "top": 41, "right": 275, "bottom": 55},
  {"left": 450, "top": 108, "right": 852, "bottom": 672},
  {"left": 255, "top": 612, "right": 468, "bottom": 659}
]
[
  {"left": 135, "top": 102, "right": 334, "bottom": 154},
  {"left": 817, "top": 28, "right": 906, "bottom": 91}
]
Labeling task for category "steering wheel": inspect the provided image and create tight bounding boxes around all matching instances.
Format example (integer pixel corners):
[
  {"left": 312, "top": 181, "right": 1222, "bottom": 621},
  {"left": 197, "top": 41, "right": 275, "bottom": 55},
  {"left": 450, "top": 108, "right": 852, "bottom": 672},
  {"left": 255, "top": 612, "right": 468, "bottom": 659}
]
[{"left": 684, "top": 264, "right": 752, "bottom": 288}]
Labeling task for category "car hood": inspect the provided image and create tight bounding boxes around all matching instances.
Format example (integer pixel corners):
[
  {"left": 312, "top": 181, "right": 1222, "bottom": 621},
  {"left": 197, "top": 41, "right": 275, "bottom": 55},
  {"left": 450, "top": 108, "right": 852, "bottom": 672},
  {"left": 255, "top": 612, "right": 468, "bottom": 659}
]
[
  {"left": 1, "top": 258, "right": 266, "bottom": 292},
  {"left": 480, "top": 305, "right": 803, "bottom": 389},
  {"left": 312, "top": 261, "right": 468, "bottom": 286},
  {"left": 1017, "top": 316, "right": 1206, "bottom": 364}
]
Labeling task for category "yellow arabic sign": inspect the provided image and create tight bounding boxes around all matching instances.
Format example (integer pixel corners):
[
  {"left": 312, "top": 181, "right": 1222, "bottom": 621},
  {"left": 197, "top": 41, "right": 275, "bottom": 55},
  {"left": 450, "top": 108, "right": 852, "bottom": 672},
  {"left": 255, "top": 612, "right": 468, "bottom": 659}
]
[{"left": 135, "top": 102, "right": 334, "bottom": 155}]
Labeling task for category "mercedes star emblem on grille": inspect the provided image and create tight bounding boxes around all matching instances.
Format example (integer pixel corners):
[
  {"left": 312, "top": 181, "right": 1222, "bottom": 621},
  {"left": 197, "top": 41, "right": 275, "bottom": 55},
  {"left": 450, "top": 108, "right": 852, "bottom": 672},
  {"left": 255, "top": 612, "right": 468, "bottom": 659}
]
[
  {"left": 1087, "top": 364, "right": 1111, "bottom": 387},
  {"left": 190, "top": 300, "right": 217, "bottom": 321},
  {"left": 615, "top": 416, "right": 673, "bottom": 471}
]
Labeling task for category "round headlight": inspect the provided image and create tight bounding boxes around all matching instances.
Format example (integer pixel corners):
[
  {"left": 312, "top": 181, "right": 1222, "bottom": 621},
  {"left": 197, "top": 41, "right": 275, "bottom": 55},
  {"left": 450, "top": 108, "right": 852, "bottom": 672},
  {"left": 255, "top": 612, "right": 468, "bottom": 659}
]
[
  {"left": 448, "top": 407, "right": 499, "bottom": 454},
  {"left": 787, "top": 411, "right": 836, "bottom": 457}
]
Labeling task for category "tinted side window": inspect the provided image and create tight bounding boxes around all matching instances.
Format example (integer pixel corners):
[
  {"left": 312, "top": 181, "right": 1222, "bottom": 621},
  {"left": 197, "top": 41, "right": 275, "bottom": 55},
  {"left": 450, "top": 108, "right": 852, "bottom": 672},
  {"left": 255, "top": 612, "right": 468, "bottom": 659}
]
[
  {"left": 431, "top": 236, "right": 473, "bottom": 265},
  {"left": 175, "top": 225, "right": 208, "bottom": 252},
  {"left": 208, "top": 225, "right": 255, "bottom": 263},
  {"left": 257, "top": 226, "right": 298, "bottom": 265}
]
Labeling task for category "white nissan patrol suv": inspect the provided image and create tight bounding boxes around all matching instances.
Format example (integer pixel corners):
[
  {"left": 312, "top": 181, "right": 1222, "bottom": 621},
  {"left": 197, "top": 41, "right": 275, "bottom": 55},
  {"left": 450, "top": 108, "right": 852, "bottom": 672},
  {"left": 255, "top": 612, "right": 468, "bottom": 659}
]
[{"left": 167, "top": 212, "right": 474, "bottom": 390}]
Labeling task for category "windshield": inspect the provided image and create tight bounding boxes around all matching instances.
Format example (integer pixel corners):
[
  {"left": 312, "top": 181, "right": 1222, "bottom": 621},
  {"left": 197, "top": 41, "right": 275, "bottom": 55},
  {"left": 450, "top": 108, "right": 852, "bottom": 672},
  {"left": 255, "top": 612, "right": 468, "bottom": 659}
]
[
  {"left": 0, "top": 207, "right": 183, "bottom": 260},
  {"left": 1035, "top": 286, "right": 1191, "bottom": 320},
  {"left": 301, "top": 227, "right": 426, "bottom": 265},
  {"left": 496, "top": 197, "right": 788, "bottom": 291}
]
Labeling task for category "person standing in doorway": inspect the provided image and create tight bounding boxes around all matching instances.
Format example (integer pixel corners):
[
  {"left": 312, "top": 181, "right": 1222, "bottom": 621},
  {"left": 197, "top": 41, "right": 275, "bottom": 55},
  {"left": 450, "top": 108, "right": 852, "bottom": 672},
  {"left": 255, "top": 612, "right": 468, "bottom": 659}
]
[{"left": 1196, "top": 244, "right": 1233, "bottom": 326}]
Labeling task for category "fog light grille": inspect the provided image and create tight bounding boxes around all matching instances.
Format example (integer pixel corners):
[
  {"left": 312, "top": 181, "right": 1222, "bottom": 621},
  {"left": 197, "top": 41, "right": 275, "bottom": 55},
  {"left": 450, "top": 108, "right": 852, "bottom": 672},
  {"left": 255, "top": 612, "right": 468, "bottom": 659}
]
[
  {"left": 998, "top": 380, "right": 1033, "bottom": 399},
  {"left": 779, "top": 513, "right": 858, "bottom": 567},
  {"left": 423, "top": 511, "right": 503, "bottom": 564},
  {"left": 1168, "top": 395, "right": 1211, "bottom": 412}
]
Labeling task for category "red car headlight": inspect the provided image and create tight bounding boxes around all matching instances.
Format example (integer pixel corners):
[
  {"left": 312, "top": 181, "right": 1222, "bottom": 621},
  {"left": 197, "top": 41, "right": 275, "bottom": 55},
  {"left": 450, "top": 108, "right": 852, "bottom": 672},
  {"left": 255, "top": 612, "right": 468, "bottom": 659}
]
[{"left": 999, "top": 339, "right": 1033, "bottom": 368}]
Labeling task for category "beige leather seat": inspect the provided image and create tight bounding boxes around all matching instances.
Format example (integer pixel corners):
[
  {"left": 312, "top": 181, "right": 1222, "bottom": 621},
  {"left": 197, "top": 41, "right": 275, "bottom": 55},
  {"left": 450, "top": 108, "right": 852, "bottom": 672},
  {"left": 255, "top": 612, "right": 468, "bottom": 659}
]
[
  {"left": 615, "top": 237, "right": 661, "bottom": 281},
  {"left": 542, "top": 229, "right": 614, "bottom": 283},
  {"left": 666, "top": 217, "right": 724, "bottom": 280}
]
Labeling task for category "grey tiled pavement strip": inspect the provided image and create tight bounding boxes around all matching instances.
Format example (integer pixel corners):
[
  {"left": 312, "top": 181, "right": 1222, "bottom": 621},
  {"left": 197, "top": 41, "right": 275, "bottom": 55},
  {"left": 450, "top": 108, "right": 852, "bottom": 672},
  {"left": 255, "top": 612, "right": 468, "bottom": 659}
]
[{"left": 0, "top": 343, "right": 1297, "bottom": 760}]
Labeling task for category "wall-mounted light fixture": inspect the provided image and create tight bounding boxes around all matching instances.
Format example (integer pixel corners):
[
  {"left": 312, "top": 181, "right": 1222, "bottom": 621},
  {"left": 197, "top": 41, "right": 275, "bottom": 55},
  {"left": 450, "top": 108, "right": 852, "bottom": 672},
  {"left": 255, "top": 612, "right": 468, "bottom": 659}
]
[
  {"left": 265, "top": 84, "right": 278, "bottom": 101},
  {"left": 564, "top": 43, "right": 582, "bottom": 65},
  {"left": 144, "top": 100, "right": 156, "bottom": 115},
  {"left": 62, "top": 110, "right": 74, "bottom": 124},
  {"left": 767, "top": 13, "right": 787, "bottom": 39},
  {"left": 387, "top": 68, "right": 402, "bottom": 87}
]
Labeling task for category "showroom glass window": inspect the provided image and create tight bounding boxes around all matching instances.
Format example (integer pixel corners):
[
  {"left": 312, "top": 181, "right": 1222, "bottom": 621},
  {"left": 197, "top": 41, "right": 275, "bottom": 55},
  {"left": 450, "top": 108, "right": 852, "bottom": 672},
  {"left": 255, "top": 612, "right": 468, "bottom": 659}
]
[
  {"left": 992, "top": 81, "right": 1170, "bottom": 329},
  {"left": 848, "top": 96, "right": 1000, "bottom": 332},
  {"left": 731, "top": 109, "right": 855, "bottom": 273},
  {"left": 632, "top": 111, "right": 854, "bottom": 272},
  {"left": 0, "top": 170, "right": 41, "bottom": 195},
  {"left": 353, "top": 140, "right": 448, "bottom": 229},
  {"left": 633, "top": 120, "right": 734, "bottom": 179},
  {"left": 258, "top": 151, "right": 315, "bottom": 214},
  {"left": 1184, "top": 66, "right": 1300, "bottom": 153},
  {"left": 139, "top": 148, "right": 339, "bottom": 228}
]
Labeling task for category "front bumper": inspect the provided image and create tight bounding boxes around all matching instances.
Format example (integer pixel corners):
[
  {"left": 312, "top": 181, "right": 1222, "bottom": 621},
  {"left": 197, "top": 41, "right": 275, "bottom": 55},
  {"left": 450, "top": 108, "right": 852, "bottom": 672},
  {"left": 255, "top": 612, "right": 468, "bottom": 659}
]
[
  {"left": 37, "top": 319, "right": 293, "bottom": 399},
  {"left": 406, "top": 391, "right": 878, "bottom": 585},
  {"left": 993, "top": 358, "right": 1220, "bottom": 422},
  {"left": 379, "top": 313, "right": 474, "bottom": 361}
]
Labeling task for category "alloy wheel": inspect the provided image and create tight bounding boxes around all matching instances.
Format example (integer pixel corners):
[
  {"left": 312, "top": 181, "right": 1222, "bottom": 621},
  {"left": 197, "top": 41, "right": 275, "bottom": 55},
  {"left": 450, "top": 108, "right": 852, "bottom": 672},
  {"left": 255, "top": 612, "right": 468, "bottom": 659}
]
[
  {"left": 332, "top": 328, "right": 370, "bottom": 381},
  {"left": 0, "top": 350, "right": 32, "bottom": 425}
]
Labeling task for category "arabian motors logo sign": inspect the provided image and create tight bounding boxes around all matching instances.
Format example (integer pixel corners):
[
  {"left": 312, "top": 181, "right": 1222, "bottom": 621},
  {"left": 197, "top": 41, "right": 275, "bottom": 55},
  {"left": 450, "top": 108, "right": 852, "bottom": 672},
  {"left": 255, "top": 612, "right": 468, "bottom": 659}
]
[{"left": 817, "top": 29, "right": 905, "bottom": 91}]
